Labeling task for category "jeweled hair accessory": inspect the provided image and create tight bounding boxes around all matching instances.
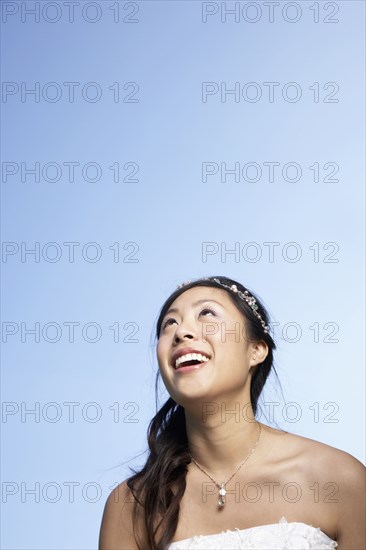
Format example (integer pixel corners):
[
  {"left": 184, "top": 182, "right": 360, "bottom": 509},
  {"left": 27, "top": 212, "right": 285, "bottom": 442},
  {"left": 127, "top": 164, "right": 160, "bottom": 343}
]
[
  {"left": 176, "top": 280, "right": 192, "bottom": 289},
  {"left": 176, "top": 277, "right": 269, "bottom": 334}
]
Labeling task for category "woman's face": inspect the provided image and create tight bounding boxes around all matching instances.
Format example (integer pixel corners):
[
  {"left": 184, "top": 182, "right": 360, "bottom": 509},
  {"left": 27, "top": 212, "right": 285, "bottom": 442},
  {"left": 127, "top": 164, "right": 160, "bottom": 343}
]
[{"left": 157, "top": 286, "right": 261, "bottom": 407}]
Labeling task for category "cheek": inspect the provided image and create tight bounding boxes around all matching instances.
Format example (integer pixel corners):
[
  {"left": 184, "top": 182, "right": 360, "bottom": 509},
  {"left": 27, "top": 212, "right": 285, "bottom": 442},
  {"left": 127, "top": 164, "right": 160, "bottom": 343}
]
[
  {"left": 215, "top": 338, "right": 249, "bottom": 368},
  {"left": 156, "top": 341, "right": 168, "bottom": 368}
]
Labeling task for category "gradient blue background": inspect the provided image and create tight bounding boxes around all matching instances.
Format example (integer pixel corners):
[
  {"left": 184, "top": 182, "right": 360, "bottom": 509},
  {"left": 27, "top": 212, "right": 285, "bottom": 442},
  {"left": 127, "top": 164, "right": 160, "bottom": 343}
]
[{"left": 1, "top": 1, "right": 365, "bottom": 548}]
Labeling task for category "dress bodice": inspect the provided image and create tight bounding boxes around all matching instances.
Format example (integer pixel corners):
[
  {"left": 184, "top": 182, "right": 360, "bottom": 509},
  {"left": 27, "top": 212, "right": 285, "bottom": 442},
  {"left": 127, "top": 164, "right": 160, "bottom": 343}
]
[{"left": 168, "top": 516, "right": 338, "bottom": 549}]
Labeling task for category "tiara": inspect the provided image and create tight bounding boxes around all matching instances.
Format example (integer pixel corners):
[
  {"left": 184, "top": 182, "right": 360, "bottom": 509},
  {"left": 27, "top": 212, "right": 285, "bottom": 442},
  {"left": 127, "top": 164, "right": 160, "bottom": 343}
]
[{"left": 176, "top": 277, "right": 269, "bottom": 334}]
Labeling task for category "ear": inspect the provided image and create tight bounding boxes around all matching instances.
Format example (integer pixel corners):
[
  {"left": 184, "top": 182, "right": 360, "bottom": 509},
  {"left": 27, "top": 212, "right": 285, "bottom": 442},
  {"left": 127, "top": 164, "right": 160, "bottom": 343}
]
[{"left": 249, "top": 340, "right": 268, "bottom": 368}]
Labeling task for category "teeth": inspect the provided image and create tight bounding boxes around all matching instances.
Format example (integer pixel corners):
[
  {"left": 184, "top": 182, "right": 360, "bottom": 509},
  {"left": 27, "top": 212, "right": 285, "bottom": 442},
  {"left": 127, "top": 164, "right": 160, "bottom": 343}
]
[{"left": 175, "top": 353, "right": 210, "bottom": 369}]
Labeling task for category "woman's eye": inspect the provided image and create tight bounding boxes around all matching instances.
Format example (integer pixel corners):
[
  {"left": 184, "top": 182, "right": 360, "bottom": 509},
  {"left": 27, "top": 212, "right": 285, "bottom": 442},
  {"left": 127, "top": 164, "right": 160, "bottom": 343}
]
[
  {"left": 199, "top": 307, "right": 216, "bottom": 316},
  {"left": 161, "top": 307, "right": 216, "bottom": 331},
  {"left": 162, "top": 318, "right": 177, "bottom": 329}
]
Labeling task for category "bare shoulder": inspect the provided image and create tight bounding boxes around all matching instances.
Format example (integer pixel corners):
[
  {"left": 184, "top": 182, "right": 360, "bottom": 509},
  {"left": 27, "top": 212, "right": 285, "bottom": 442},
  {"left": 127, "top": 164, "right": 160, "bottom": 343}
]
[
  {"left": 267, "top": 427, "right": 365, "bottom": 548},
  {"left": 296, "top": 434, "right": 366, "bottom": 549},
  {"left": 282, "top": 429, "right": 365, "bottom": 476},
  {"left": 99, "top": 480, "right": 144, "bottom": 550},
  {"left": 266, "top": 426, "right": 365, "bottom": 477}
]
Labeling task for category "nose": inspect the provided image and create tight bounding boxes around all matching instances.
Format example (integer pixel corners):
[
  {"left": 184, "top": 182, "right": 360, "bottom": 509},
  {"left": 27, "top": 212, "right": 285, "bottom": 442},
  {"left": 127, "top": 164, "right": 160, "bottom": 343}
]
[
  {"left": 174, "top": 331, "right": 194, "bottom": 344},
  {"left": 173, "top": 316, "right": 197, "bottom": 344}
]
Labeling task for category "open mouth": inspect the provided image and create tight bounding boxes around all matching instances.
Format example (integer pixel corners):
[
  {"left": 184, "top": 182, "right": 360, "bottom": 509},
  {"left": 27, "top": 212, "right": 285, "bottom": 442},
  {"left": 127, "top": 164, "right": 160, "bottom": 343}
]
[{"left": 174, "top": 353, "right": 210, "bottom": 369}]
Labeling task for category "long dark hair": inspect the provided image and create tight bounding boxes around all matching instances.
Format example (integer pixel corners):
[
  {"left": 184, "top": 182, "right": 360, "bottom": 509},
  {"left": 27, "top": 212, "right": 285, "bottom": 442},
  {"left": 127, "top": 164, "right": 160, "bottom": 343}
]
[{"left": 126, "top": 276, "right": 278, "bottom": 550}]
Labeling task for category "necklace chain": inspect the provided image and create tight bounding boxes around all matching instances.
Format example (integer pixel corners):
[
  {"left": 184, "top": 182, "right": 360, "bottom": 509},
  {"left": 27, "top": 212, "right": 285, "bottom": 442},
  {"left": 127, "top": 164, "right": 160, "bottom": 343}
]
[{"left": 189, "top": 423, "right": 262, "bottom": 507}]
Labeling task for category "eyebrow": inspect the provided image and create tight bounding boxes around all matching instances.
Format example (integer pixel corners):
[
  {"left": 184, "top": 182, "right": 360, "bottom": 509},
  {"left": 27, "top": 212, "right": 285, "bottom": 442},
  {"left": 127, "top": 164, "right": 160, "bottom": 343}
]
[{"left": 164, "top": 298, "right": 225, "bottom": 317}]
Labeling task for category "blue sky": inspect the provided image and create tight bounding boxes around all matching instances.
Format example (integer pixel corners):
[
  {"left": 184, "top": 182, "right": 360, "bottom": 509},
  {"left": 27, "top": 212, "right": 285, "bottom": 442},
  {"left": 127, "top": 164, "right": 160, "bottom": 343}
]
[{"left": 1, "top": 1, "right": 365, "bottom": 548}]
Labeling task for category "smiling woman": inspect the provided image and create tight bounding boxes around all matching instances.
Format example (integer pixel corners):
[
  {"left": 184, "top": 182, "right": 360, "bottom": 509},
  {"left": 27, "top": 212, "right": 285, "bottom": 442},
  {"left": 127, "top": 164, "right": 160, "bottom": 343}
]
[{"left": 98, "top": 276, "right": 365, "bottom": 550}]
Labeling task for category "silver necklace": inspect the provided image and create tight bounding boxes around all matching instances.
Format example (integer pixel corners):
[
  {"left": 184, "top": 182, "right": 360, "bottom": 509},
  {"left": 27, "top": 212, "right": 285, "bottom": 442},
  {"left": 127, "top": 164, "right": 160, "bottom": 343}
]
[{"left": 189, "top": 423, "right": 262, "bottom": 508}]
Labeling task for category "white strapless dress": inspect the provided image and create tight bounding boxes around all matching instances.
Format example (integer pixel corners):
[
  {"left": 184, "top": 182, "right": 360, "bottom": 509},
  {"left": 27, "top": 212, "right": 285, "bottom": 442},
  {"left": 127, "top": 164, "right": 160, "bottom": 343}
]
[{"left": 168, "top": 516, "right": 338, "bottom": 549}]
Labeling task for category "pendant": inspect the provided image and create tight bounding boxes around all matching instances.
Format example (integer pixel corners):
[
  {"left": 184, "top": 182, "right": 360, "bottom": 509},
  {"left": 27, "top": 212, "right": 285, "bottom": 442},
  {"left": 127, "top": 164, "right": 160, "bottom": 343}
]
[{"left": 218, "top": 483, "right": 226, "bottom": 507}]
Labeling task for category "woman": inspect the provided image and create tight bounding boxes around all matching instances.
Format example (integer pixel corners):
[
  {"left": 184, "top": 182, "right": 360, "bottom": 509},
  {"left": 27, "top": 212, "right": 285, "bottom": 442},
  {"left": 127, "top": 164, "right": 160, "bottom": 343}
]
[{"left": 99, "top": 276, "right": 365, "bottom": 549}]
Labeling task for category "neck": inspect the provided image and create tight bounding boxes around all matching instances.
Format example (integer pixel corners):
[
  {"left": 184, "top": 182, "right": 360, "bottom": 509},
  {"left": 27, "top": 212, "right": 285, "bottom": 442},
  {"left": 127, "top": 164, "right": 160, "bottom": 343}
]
[{"left": 185, "top": 400, "right": 262, "bottom": 478}]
